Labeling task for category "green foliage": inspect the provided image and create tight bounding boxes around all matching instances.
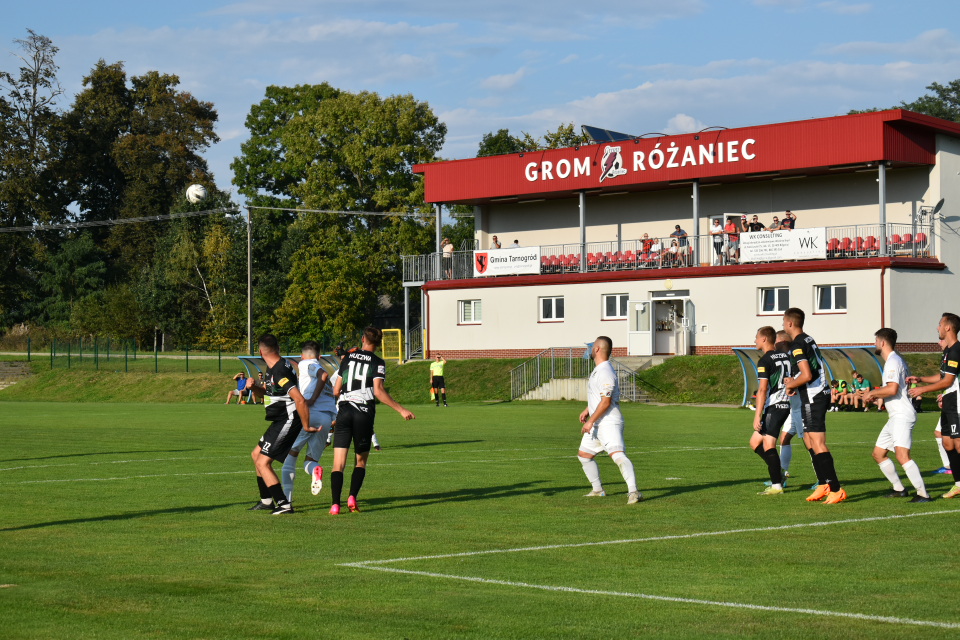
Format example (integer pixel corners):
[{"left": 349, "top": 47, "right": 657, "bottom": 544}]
[
  {"left": 851, "top": 78, "right": 960, "bottom": 122},
  {"left": 477, "top": 122, "right": 589, "bottom": 157},
  {"left": 638, "top": 355, "right": 743, "bottom": 404},
  {"left": 36, "top": 232, "right": 106, "bottom": 323}
]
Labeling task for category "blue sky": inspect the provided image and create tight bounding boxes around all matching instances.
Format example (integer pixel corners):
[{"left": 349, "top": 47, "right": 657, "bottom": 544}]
[{"left": 5, "top": 1, "right": 960, "bottom": 197}]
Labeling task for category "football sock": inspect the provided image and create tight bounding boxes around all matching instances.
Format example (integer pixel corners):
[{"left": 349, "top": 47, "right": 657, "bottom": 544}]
[
  {"left": 578, "top": 455, "right": 603, "bottom": 491},
  {"left": 281, "top": 455, "right": 297, "bottom": 502},
  {"left": 779, "top": 444, "right": 793, "bottom": 473},
  {"left": 441, "top": 392, "right": 447, "bottom": 404},
  {"left": 937, "top": 436, "right": 951, "bottom": 468},
  {"left": 946, "top": 448, "right": 960, "bottom": 485},
  {"left": 331, "top": 471, "right": 344, "bottom": 506},
  {"left": 349, "top": 467, "right": 366, "bottom": 498},
  {"left": 610, "top": 451, "right": 637, "bottom": 493},
  {"left": 902, "top": 459, "right": 928, "bottom": 497},
  {"left": 267, "top": 482, "right": 289, "bottom": 507},
  {"left": 814, "top": 452, "right": 840, "bottom": 492},
  {"left": 256, "top": 476, "right": 272, "bottom": 504},
  {"left": 807, "top": 448, "right": 823, "bottom": 482},
  {"left": 878, "top": 458, "right": 904, "bottom": 492},
  {"left": 753, "top": 444, "right": 765, "bottom": 458},
  {"left": 304, "top": 459, "right": 319, "bottom": 477},
  {"left": 763, "top": 448, "right": 783, "bottom": 485},
  {"left": 371, "top": 433, "right": 381, "bottom": 449}
]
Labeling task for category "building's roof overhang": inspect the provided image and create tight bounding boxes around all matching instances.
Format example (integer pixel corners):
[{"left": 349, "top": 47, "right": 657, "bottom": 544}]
[
  {"left": 415, "top": 110, "right": 960, "bottom": 206},
  {"left": 421, "top": 256, "right": 944, "bottom": 292}
]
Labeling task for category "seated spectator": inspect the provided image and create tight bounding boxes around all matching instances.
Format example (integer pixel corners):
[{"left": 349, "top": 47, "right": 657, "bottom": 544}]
[
  {"left": 641, "top": 233, "right": 654, "bottom": 254},
  {"left": 490, "top": 235, "right": 502, "bottom": 249},
  {"left": 829, "top": 379, "right": 849, "bottom": 411},
  {"left": 666, "top": 239, "right": 681, "bottom": 264},
  {"left": 226, "top": 372, "right": 247, "bottom": 405},
  {"left": 849, "top": 371, "right": 871, "bottom": 410},
  {"left": 781, "top": 210, "right": 797, "bottom": 229}
]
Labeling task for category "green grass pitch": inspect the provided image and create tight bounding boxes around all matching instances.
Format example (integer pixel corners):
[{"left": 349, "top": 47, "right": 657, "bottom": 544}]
[{"left": 1, "top": 400, "right": 957, "bottom": 639}]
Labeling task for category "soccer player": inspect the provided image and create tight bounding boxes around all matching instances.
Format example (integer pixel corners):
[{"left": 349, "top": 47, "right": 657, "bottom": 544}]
[
  {"left": 782, "top": 307, "right": 846, "bottom": 503},
  {"left": 774, "top": 330, "right": 806, "bottom": 482},
  {"left": 330, "top": 326, "right": 415, "bottom": 514},
  {"left": 751, "top": 326, "right": 791, "bottom": 495},
  {"left": 279, "top": 341, "right": 336, "bottom": 503},
  {"left": 578, "top": 336, "right": 642, "bottom": 504},
  {"left": 430, "top": 353, "right": 449, "bottom": 407},
  {"left": 908, "top": 312, "right": 960, "bottom": 498},
  {"left": 862, "top": 328, "right": 931, "bottom": 502},
  {"left": 246, "top": 334, "right": 314, "bottom": 515}
]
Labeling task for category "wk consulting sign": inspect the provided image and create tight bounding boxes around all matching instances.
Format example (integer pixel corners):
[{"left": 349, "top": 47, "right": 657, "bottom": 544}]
[
  {"left": 473, "top": 247, "right": 542, "bottom": 277},
  {"left": 740, "top": 228, "right": 827, "bottom": 263}
]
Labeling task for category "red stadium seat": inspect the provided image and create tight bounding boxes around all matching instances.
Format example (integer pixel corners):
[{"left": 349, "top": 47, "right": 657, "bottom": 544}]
[
  {"left": 827, "top": 237, "right": 840, "bottom": 258},
  {"left": 865, "top": 236, "right": 878, "bottom": 254},
  {"left": 840, "top": 237, "right": 853, "bottom": 257}
]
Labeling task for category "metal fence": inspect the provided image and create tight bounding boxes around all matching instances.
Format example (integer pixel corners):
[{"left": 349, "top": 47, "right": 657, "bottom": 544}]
[
  {"left": 403, "top": 221, "right": 936, "bottom": 283},
  {"left": 509, "top": 348, "right": 650, "bottom": 402}
]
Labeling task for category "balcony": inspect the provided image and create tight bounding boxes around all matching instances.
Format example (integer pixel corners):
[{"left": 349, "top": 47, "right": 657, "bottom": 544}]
[{"left": 401, "top": 222, "right": 936, "bottom": 285}]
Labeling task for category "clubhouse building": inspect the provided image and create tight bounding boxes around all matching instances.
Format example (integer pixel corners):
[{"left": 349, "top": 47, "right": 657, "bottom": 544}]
[{"left": 403, "top": 110, "right": 959, "bottom": 359}]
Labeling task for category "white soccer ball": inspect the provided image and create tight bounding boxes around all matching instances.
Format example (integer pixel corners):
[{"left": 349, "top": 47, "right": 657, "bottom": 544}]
[{"left": 185, "top": 184, "right": 207, "bottom": 204}]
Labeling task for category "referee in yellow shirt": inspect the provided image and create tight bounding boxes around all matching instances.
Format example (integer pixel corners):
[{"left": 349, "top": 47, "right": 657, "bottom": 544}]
[{"left": 430, "top": 354, "right": 448, "bottom": 407}]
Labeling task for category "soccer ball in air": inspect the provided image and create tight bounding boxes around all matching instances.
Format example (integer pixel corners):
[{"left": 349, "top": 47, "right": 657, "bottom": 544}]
[{"left": 185, "top": 184, "right": 207, "bottom": 203}]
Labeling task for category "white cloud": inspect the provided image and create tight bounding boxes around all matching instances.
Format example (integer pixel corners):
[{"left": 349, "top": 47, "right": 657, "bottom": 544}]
[
  {"left": 480, "top": 68, "right": 528, "bottom": 91},
  {"left": 665, "top": 114, "right": 707, "bottom": 134}
]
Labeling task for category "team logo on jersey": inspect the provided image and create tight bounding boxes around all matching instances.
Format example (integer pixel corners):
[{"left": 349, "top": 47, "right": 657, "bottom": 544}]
[
  {"left": 599, "top": 146, "right": 627, "bottom": 183},
  {"left": 475, "top": 252, "right": 488, "bottom": 274},
  {"left": 792, "top": 349, "right": 803, "bottom": 356},
  {"left": 950, "top": 360, "right": 958, "bottom": 368}
]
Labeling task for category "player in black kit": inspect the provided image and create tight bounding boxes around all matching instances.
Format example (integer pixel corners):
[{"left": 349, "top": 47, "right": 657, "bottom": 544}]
[
  {"left": 246, "top": 334, "right": 314, "bottom": 515},
  {"left": 908, "top": 312, "right": 960, "bottom": 498},
  {"left": 330, "top": 326, "right": 415, "bottom": 514},
  {"left": 752, "top": 326, "right": 791, "bottom": 495}
]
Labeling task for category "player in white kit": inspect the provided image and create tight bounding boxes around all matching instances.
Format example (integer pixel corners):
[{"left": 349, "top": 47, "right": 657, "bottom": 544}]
[
  {"left": 862, "top": 328, "right": 932, "bottom": 502},
  {"left": 280, "top": 341, "right": 337, "bottom": 503},
  {"left": 577, "top": 336, "right": 641, "bottom": 504}
]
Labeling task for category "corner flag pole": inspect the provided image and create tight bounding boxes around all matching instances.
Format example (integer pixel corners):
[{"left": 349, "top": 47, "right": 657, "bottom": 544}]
[{"left": 247, "top": 207, "right": 253, "bottom": 355}]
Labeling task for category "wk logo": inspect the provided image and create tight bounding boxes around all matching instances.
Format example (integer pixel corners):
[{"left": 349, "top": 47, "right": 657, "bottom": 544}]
[
  {"left": 798, "top": 237, "right": 819, "bottom": 249},
  {"left": 475, "top": 253, "right": 488, "bottom": 274}
]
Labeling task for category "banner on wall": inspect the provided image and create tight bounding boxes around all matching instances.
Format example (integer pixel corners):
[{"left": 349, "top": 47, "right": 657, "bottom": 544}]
[
  {"left": 740, "top": 228, "right": 827, "bottom": 263},
  {"left": 473, "top": 247, "right": 542, "bottom": 277}
]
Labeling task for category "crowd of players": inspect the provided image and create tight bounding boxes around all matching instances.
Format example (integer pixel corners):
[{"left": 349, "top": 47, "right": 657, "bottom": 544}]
[{"left": 238, "top": 310, "right": 960, "bottom": 515}]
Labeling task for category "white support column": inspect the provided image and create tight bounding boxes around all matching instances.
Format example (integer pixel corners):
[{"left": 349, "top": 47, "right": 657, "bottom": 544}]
[
  {"left": 692, "top": 180, "right": 700, "bottom": 266},
  {"left": 878, "top": 164, "right": 888, "bottom": 256},
  {"left": 579, "top": 191, "right": 587, "bottom": 272}
]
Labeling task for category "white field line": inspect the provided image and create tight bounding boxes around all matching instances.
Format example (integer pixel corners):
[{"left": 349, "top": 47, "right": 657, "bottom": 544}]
[{"left": 341, "top": 510, "right": 960, "bottom": 630}]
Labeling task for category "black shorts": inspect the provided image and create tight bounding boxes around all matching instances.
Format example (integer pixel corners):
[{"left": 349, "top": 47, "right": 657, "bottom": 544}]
[
  {"left": 800, "top": 392, "right": 830, "bottom": 433},
  {"left": 334, "top": 402, "right": 375, "bottom": 454},
  {"left": 432, "top": 376, "right": 446, "bottom": 389},
  {"left": 760, "top": 404, "right": 790, "bottom": 438},
  {"left": 258, "top": 415, "right": 303, "bottom": 461},
  {"left": 941, "top": 410, "right": 960, "bottom": 439}
]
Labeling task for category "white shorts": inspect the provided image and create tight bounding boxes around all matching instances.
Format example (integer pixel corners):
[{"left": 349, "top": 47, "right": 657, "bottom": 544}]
[
  {"left": 875, "top": 415, "right": 917, "bottom": 451},
  {"left": 781, "top": 397, "right": 804, "bottom": 437},
  {"left": 579, "top": 422, "right": 626, "bottom": 456},
  {"left": 290, "top": 410, "right": 335, "bottom": 459}
]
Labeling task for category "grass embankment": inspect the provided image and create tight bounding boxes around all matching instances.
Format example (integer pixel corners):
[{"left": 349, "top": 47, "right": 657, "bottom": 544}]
[{"left": 0, "top": 353, "right": 943, "bottom": 405}]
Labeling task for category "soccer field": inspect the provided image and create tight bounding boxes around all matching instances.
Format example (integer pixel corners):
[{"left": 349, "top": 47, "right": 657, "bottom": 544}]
[{"left": 1, "top": 401, "right": 957, "bottom": 639}]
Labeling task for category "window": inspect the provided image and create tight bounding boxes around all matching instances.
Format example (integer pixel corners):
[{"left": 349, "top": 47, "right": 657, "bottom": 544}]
[
  {"left": 758, "top": 287, "right": 789, "bottom": 314},
  {"left": 816, "top": 284, "right": 847, "bottom": 312},
  {"left": 602, "top": 294, "right": 629, "bottom": 320},
  {"left": 540, "top": 296, "right": 565, "bottom": 321},
  {"left": 459, "top": 299, "right": 482, "bottom": 324}
]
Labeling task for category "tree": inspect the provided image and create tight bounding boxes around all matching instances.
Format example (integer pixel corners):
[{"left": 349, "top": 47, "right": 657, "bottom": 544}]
[
  {"left": 900, "top": 80, "right": 960, "bottom": 121},
  {"left": 477, "top": 122, "right": 589, "bottom": 157},
  {"left": 0, "top": 30, "right": 68, "bottom": 326},
  {"left": 36, "top": 232, "right": 106, "bottom": 324},
  {"left": 477, "top": 128, "right": 525, "bottom": 157}
]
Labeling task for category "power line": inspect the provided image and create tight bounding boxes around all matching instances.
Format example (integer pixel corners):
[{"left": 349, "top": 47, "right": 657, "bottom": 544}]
[
  {"left": 247, "top": 205, "right": 431, "bottom": 217},
  {"left": 0, "top": 207, "right": 240, "bottom": 233}
]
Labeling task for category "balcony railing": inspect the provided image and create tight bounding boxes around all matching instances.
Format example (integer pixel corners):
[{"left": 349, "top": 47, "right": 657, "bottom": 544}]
[{"left": 402, "top": 222, "right": 935, "bottom": 284}]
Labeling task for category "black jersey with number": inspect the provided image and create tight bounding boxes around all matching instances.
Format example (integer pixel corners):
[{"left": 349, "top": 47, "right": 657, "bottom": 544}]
[
  {"left": 757, "top": 350, "right": 791, "bottom": 407},
  {"left": 263, "top": 358, "right": 300, "bottom": 423},
  {"left": 940, "top": 342, "right": 960, "bottom": 412},
  {"left": 337, "top": 349, "right": 386, "bottom": 414},
  {"left": 790, "top": 332, "right": 828, "bottom": 402}
]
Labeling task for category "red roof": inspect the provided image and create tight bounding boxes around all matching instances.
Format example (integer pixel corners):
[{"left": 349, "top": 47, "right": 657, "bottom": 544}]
[{"left": 415, "top": 110, "right": 960, "bottom": 205}]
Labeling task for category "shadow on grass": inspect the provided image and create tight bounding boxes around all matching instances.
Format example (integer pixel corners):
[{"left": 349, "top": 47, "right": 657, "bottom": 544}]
[
  {"left": 0, "top": 449, "right": 202, "bottom": 463},
  {"left": 1, "top": 502, "right": 245, "bottom": 532},
  {"left": 325, "top": 481, "right": 580, "bottom": 512},
  {"left": 387, "top": 440, "right": 485, "bottom": 450}
]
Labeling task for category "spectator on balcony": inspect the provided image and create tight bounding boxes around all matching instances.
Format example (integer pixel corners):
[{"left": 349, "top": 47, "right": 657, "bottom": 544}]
[
  {"left": 767, "top": 215, "right": 782, "bottom": 232},
  {"left": 724, "top": 215, "right": 745, "bottom": 264},
  {"left": 781, "top": 210, "right": 797, "bottom": 229},
  {"left": 442, "top": 237, "right": 454, "bottom": 278},
  {"left": 666, "top": 239, "right": 682, "bottom": 265},
  {"left": 489, "top": 235, "right": 502, "bottom": 249},
  {"left": 670, "top": 225, "right": 689, "bottom": 265},
  {"left": 710, "top": 219, "right": 725, "bottom": 264},
  {"left": 511, "top": 239, "right": 520, "bottom": 248},
  {"left": 747, "top": 215, "right": 765, "bottom": 233},
  {"left": 641, "top": 233, "right": 654, "bottom": 254}
]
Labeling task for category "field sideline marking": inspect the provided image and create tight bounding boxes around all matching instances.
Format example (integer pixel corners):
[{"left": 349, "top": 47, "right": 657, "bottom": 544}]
[{"left": 341, "top": 509, "right": 960, "bottom": 630}]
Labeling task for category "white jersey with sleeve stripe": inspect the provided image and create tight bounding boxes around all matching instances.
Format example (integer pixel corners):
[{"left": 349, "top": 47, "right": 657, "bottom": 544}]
[
  {"left": 298, "top": 358, "right": 336, "bottom": 414},
  {"left": 881, "top": 351, "right": 916, "bottom": 420},
  {"left": 588, "top": 360, "right": 623, "bottom": 427}
]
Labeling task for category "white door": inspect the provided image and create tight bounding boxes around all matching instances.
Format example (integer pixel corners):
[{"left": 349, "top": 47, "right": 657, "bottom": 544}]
[{"left": 627, "top": 300, "right": 652, "bottom": 356}]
